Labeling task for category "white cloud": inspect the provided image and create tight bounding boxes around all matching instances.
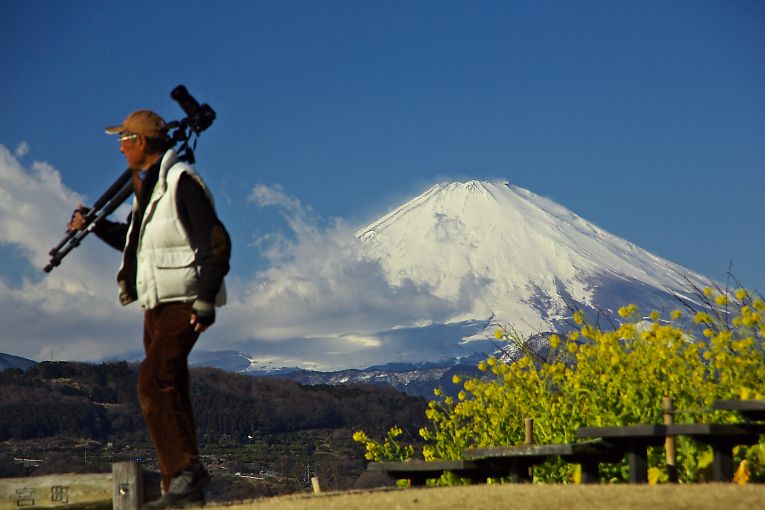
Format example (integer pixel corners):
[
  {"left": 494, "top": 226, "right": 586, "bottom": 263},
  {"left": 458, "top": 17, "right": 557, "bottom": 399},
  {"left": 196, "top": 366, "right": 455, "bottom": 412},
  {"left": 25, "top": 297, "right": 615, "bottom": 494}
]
[
  {"left": 0, "top": 154, "right": 486, "bottom": 370},
  {"left": 15, "top": 142, "right": 29, "bottom": 158},
  {"left": 0, "top": 144, "right": 139, "bottom": 362},
  {"left": 248, "top": 183, "right": 303, "bottom": 211}
]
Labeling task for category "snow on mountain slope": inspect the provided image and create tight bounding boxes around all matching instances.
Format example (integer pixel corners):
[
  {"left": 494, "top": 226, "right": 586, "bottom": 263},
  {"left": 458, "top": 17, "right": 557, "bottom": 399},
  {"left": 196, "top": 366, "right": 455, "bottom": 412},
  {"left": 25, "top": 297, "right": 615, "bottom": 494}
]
[{"left": 357, "top": 180, "right": 710, "bottom": 336}]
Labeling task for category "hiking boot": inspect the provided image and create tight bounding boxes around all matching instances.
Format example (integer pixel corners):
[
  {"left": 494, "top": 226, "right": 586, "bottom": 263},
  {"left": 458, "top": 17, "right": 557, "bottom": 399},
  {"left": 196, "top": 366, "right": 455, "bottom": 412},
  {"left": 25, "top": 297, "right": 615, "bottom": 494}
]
[{"left": 144, "top": 464, "right": 210, "bottom": 509}]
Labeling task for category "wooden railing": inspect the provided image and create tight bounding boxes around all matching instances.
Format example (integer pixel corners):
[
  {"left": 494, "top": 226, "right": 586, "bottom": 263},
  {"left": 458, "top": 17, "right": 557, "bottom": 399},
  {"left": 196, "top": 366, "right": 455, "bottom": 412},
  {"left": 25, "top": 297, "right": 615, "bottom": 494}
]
[{"left": 0, "top": 462, "right": 159, "bottom": 510}]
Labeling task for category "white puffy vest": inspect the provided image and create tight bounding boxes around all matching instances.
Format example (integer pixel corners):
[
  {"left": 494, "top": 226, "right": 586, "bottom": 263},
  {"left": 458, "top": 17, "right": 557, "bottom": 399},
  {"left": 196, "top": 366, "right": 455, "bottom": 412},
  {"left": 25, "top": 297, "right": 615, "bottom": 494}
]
[{"left": 119, "top": 150, "right": 227, "bottom": 310}]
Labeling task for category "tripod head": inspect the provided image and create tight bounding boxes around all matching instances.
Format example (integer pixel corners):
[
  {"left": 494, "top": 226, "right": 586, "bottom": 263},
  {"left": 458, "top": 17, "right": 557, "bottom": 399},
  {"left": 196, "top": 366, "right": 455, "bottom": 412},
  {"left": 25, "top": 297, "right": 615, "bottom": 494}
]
[{"left": 166, "top": 85, "right": 216, "bottom": 163}]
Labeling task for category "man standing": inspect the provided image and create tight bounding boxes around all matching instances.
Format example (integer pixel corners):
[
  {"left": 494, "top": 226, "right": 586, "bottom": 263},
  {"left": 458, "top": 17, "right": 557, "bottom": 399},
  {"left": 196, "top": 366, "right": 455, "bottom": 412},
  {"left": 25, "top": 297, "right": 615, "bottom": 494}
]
[{"left": 70, "top": 109, "right": 230, "bottom": 508}]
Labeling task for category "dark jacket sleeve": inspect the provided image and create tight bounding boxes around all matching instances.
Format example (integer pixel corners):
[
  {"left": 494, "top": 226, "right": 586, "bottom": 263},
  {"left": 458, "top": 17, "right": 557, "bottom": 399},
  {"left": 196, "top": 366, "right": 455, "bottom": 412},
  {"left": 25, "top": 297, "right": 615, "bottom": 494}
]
[
  {"left": 176, "top": 173, "right": 231, "bottom": 304},
  {"left": 92, "top": 213, "right": 131, "bottom": 252}
]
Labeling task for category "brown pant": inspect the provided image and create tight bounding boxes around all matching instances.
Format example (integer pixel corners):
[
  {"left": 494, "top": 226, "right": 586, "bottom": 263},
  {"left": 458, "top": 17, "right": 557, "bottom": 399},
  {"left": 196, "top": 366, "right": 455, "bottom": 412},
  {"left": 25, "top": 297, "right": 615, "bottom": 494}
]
[{"left": 137, "top": 302, "right": 200, "bottom": 491}]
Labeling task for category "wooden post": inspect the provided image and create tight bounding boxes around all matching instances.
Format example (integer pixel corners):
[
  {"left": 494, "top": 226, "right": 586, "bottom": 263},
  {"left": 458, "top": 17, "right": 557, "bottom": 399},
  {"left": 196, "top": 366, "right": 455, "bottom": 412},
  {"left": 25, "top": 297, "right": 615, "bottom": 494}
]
[
  {"left": 310, "top": 476, "right": 321, "bottom": 493},
  {"left": 524, "top": 417, "right": 534, "bottom": 480},
  {"left": 663, "top": 397, "right": 678, "bottom": 483},
  {"left": 112, "top": 462, "right": 143, "bottom": 510},
  {"left": 524, "top": 418, "right": 534, "bottom": 445}
]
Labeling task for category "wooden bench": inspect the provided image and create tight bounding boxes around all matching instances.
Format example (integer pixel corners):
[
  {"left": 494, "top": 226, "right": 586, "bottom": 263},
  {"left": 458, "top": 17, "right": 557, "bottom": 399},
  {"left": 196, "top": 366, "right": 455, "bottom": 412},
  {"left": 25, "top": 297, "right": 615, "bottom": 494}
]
[
  {"left": 367, "top": 459, "right": 486, "bottom": 486},
  {"left": 667, "top": 423, "right": 765, "bottom": 481},
  {"left": 576, "top": 425, "right": 668, "bottom": 483},
  {"left": 462, "top": 440, "right": 622, "bottom": 483},
  {"left": 367, "top": 440, "right": 624, "bottom": 485},
  {"left": 577, "top": 422, "right": 765, "bottom": 483}
]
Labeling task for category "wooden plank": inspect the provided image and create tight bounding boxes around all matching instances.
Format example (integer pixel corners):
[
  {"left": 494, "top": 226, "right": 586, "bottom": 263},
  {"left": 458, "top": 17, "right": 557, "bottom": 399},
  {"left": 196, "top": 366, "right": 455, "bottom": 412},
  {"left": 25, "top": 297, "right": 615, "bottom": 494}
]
[
  {"left": 368, "top": 460, "right": 473, "bottom": 473},
  {"left": 0, "top": 473, "right": 111, "bottom": 510},
  {"left": 713, "top": 399, "right": 765, "bottom": 421},
  {"left": 463, "top": 440, "right": 610, "bottom": 460},
  {"left": 576, "top": 425, "right": 667, "bottom": 440},
  {"left": 665, "top": 423, "right": 765, "bottom": 437}
]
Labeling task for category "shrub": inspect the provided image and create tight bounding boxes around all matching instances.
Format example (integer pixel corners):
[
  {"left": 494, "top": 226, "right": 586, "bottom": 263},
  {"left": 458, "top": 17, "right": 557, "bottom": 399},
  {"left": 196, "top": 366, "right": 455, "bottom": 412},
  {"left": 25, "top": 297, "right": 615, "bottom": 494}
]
[{"left": 354, "top": 286, "right": 765, "bottom": 483}]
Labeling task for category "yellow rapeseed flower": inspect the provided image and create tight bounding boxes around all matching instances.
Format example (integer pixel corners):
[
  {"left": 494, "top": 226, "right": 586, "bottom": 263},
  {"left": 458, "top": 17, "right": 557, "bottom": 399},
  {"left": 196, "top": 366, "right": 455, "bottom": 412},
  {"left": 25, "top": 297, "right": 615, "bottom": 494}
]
[
  {"left": 715, "top": 294, "right": 728, "bottom": 306},
  {"left": 734, "top": 460, "right": 751, "bottom": 485},
  {"left": 736, "top": 289, "right": 748, "bottom": 301},
  {"left": 694, "top": 311, "right": 711, "bottom": 324},
  {"left": 670, "top": 309, "right": 682, "bottom": 320},
  {"left": 618, "top": 304, "right": 637, "bottom": 318}
]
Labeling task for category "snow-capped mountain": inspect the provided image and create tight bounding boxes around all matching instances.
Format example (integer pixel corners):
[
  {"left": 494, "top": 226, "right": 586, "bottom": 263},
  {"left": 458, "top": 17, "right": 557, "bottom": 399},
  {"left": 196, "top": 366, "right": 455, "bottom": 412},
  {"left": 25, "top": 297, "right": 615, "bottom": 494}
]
[
  {"left": 357, "top": 180, "right": 709, "bottom": 337},
  {"left": 206, "top": 179, "right": 712, "bottom": 382}
]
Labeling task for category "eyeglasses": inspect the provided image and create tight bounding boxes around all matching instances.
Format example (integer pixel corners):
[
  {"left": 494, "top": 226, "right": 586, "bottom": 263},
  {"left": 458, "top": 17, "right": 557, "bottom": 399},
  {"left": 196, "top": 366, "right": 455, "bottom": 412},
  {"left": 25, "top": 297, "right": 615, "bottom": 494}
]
[{"left": 118, "top": 133, "right": 139, "bottom": 144}]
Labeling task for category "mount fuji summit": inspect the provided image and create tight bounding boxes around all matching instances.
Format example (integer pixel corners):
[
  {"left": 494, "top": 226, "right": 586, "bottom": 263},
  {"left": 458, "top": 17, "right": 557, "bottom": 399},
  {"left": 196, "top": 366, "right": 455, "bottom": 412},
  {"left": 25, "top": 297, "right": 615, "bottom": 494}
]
[
  {"left": 357, "top": 180, "right": 710, "bottom": 338},
  {"left": 219, "top": 179, "right": 713, "bottom": 380}
]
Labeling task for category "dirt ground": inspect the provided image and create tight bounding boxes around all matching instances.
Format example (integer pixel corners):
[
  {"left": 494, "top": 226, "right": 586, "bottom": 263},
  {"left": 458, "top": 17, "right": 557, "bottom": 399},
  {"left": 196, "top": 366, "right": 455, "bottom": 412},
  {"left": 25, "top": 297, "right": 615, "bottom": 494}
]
[{"left": 210, "top": 483, "right": 765, "bottom": 510}]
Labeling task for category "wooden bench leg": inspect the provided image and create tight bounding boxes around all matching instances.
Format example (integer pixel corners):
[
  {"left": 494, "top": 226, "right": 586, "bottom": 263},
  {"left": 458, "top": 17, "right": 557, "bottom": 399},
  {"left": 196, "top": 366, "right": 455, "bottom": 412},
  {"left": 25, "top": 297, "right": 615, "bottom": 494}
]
[
  {"left": 626, "top": 446, "right": 648, "bottom": 484},
  {"left": 711, "top": 443, "right": 734, "bottom": 482},
  {"left": 512, "top": 461, "right": 533, "bottom": 483},
  {"left": 465, "top": 473, "right": 488, "bottom": 484},
  {"left": 580, "top": 461, "right": 599, "bottom": 484},
  {"left": 408, "top": 475, "right": 430, "bottom": 487}
]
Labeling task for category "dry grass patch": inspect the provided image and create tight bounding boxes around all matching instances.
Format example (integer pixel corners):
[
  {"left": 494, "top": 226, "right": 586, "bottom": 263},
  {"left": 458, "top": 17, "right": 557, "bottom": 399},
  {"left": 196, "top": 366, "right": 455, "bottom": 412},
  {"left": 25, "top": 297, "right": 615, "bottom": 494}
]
[{"left": 210, "top": 483, "right": 764, "bottom": 510}]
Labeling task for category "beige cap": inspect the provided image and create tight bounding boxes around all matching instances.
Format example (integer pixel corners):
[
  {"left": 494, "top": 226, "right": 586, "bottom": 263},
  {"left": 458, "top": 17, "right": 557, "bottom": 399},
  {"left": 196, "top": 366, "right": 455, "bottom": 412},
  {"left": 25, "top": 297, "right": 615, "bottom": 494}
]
[{"left": 105, "top": 109, "right": 167, "bottom": 139}]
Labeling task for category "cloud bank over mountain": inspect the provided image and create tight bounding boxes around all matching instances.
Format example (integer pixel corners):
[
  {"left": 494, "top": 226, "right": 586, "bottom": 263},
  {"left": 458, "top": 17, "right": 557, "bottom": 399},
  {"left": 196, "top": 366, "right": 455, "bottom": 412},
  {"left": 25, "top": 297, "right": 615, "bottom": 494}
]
[{"left": 0, "top": 146, "right": 472, "bottom": 368}]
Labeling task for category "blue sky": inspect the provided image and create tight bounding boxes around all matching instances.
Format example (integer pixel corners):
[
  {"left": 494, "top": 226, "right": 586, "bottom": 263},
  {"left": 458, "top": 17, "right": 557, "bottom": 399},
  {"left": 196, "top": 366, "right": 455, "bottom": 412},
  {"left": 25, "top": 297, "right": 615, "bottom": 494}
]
[{"left": 0, "top": 1, "right": 764, "bottom": 364}]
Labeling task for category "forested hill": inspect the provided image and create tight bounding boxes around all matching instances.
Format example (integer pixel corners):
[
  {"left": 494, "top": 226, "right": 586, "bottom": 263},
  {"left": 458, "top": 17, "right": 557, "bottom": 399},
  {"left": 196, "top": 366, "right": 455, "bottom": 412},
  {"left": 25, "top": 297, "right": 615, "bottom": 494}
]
[{"left": 0, "top": 361, "right": 428, "bottom": 443}]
